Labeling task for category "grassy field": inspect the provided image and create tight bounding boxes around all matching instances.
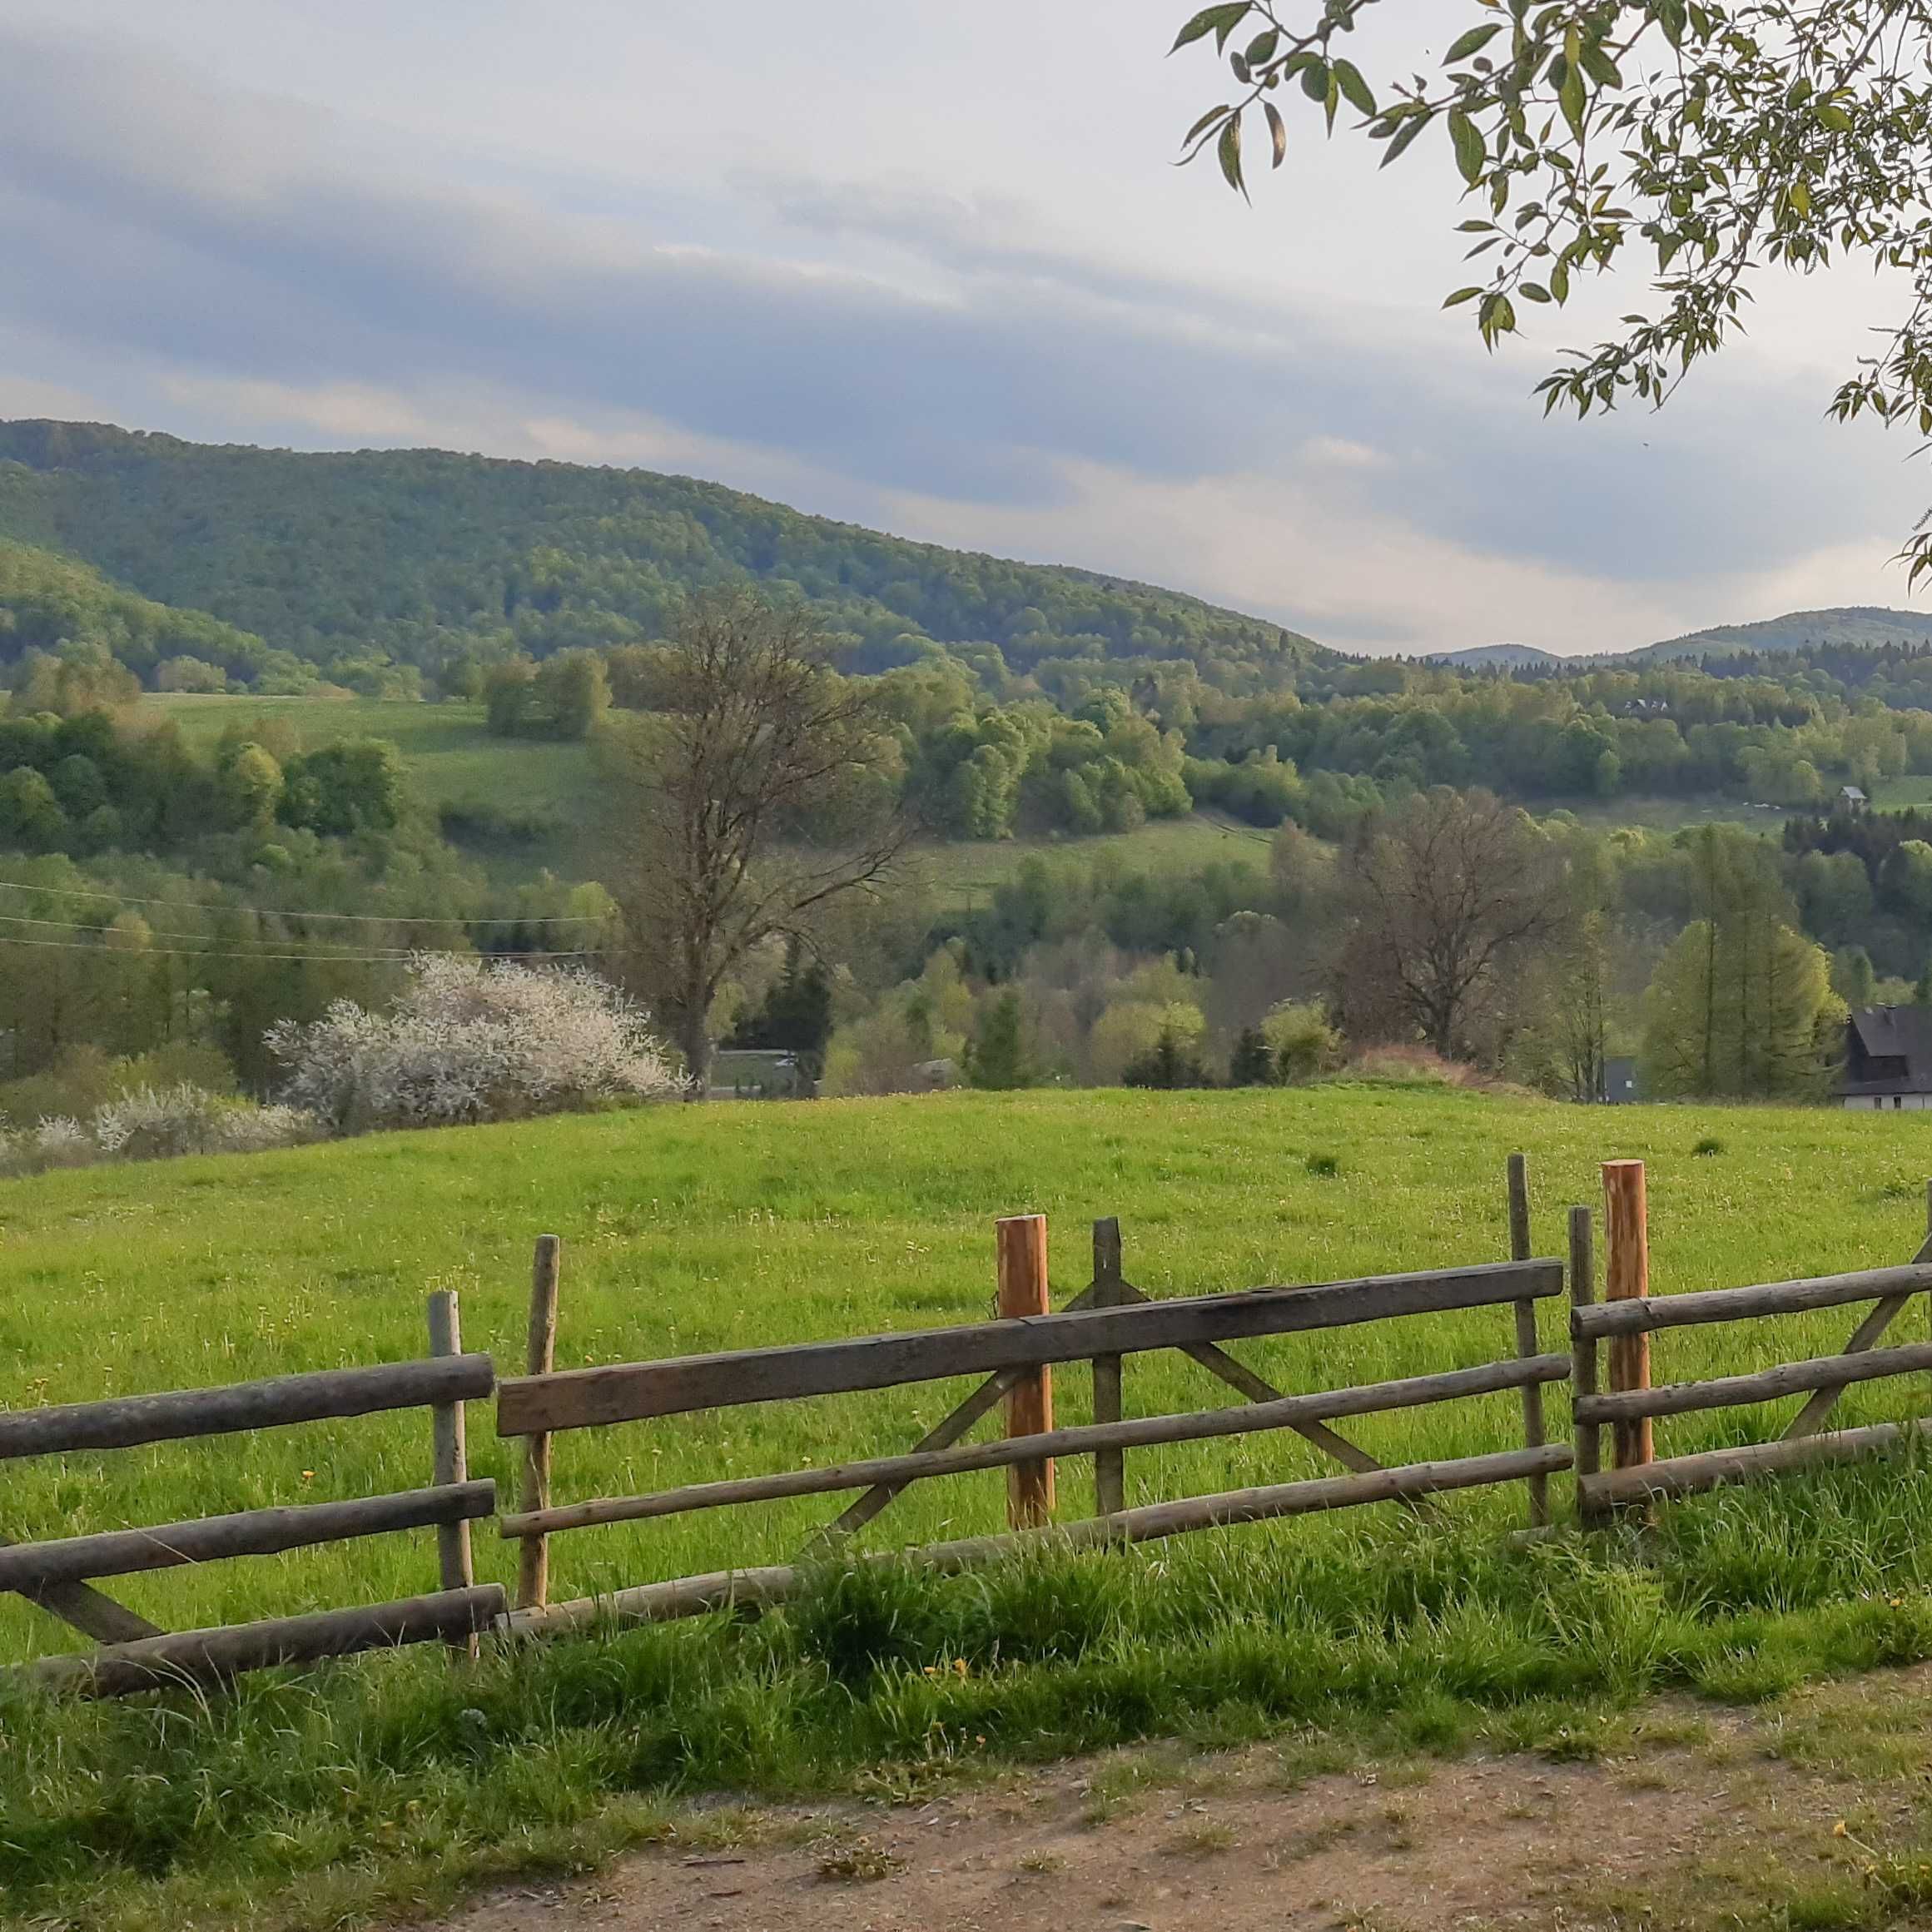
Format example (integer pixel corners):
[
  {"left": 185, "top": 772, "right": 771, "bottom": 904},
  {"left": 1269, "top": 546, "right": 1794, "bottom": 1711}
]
[
  {"left": 14, "top": 1082, "right": 1932, "bottom": 1927},
  {"left": 4, "top": 1081, "right": 1932, "bottom": 1657},
  {"left": 147, "top": 693, "right": 608, "bottom": 877}
]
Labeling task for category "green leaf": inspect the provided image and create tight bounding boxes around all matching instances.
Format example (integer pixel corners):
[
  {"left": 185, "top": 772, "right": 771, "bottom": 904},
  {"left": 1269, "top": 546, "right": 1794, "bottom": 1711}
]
[
  {"left": 1299, "top": 56, "right": 1329, "bottom": 102},
  {"left": 1558, "top": 58, "right": 1587, "bottom": 138},
  {"left": 1579, "top": 45, "right": 1622, "bottom": 89},
  {"left": 1331, "top": 58, "right": 1375, "bottom": 117},
  {"left": 1549, "top": 256, "right": 1571, "bottom": 302},
  {"left": 1170, "top": 3, "right": 1250, "bottom": 54},
  {"left": 1381, "top": 107, "right": 1433, "bottom": 166},
  {"left": 1244, "top": 27, "right": 1279, "bottom": 66},
  {"left": 1180, "top": 102, "right": 1234, "bottom": 150},
  {"left": 1815, "top": 101, "right": 1853, "bottom": 133},
  {"left": 1520, "top": 281, "right": 1552, "bottom": 302},
  {"left": 1217, "top": 113, "right": 1247, "bottom": 197},
  {"left": 1443, "top": 286, "right": 1483, "bottom": 307},
  {"left": 1264, "top": 99, "right": 1287, "bottom": 168},
  {"left": 1448, "top": 109, "right": 1485, "bottom": 185},
  {"left": 1324, "top": 68, "right": 1340, "bottom": 135},
  {"left": 1443, "top": 22, "right": 1502, "bottom": 62}
]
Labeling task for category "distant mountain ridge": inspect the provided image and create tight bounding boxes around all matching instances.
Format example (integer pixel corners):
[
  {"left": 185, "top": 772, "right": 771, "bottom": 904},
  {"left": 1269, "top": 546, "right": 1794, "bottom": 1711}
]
[
  {"left": 1625, "top": 606, "right": 1932, "bottom": 662},
  {"left": 0, "top": 420, "right": 1324, "bottom": 693},
  {"left": 1424, "top": 643, "right": 1565, "bottom": 670},
  {"left": 1428, "top": 607, "right": 1932, "bottom": 671}
]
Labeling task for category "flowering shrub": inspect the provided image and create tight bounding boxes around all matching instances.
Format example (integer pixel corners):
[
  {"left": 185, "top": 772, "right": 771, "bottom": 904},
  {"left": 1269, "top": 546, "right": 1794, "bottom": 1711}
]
[
  {"left": 30, "top": 1117, "right": 92, "bottom": 1169},
  {"left": 0, "top": 1087, "right": 318, "bottom": 1176},
  {"left": 92, "top": 1085, "right": 319, "bottom": 1162},
  {"left": 266, "top": 953, "right": 682, "bottom": 1133}
]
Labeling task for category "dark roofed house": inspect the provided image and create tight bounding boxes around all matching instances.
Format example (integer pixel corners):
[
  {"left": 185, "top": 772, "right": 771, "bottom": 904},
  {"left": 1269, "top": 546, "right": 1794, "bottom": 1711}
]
[
  {"left": 1840, "top": 785, "right": 1869, "bottom": 812},
  {"left": 1838, "top": 1006, "right": 1932, "bottom": 1110}
]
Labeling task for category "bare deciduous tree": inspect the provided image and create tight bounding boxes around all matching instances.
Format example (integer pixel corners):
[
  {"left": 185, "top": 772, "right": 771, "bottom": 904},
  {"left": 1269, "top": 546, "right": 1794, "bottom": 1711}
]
[
  {"left": 606, "top": 591, "right": 905, "bottom": 1085},
  {"left": 1336, "top": 787, "right": 1566, "bottom": 1060}
]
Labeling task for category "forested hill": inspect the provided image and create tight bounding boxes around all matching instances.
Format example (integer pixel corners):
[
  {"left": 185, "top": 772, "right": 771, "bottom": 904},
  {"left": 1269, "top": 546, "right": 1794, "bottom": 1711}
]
[{"left": 0, "top": 420, "right": 1320, "bottom": 692}]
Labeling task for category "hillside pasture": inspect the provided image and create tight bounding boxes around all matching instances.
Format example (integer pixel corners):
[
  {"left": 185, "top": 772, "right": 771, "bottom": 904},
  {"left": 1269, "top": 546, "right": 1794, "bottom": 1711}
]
[{"left": 4, "top": 1084, "right": 1932, "bottom": 1663}]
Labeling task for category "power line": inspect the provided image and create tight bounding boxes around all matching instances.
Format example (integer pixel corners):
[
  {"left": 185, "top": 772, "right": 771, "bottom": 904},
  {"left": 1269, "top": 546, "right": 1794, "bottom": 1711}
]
[
  {"left": 0, "top": 930, "right": 600, "bottom": 965},
  {"left": 0, "top": 878, "right": 607, "bottom": 926}
]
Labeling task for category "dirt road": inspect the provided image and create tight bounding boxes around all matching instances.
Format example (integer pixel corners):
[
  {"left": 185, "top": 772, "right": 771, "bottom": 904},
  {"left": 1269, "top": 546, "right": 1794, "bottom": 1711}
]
[{"left": 446, "top": 1671, "right": 1929, "bottom": 1932}]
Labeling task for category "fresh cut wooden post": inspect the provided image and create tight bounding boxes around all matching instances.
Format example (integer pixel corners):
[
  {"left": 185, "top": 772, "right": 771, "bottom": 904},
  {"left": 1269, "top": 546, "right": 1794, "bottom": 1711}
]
[
  {"left": 1602, "top": 1160, "right": 1653, "bottom": 1473},
  {"left": 997, "top": 1214, "right": 1054, "bottom": 1527},
  {"left": 517, "top": 1236, "right": 563, "bottom": 1612}
]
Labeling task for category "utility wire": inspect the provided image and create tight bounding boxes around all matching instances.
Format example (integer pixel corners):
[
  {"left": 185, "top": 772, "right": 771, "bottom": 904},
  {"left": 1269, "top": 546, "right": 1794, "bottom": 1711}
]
[
  {"left": 0, "top": 931, "right": 601, "bottom": 963},
  {"left": 0, "top": 878, "right": 607, "bottom": 926}
]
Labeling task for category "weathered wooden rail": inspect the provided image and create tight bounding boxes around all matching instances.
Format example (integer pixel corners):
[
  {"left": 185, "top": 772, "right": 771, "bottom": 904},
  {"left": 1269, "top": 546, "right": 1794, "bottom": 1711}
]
[
  {"left": 1571, "top": 1173, "right": 1932, "bottom": 1519},
  {"left": 2, "top": 1294, "right": 502, "bottom": 1695},
  {"left": 494, "top": 1217, "right": 1571, "bottom": 1636}
]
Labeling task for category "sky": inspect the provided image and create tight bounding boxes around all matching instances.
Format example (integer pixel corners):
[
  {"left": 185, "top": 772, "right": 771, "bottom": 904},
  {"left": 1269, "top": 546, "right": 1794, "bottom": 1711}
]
[{"left": 0, "top": 2, "right": 1925, "bottom": 656}]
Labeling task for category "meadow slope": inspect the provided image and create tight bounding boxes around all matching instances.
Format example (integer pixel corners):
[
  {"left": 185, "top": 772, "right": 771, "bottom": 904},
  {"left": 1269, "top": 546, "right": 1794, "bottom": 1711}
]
[{"left": 6, "top": 1082, "right": 1932, "bottom": 1660}]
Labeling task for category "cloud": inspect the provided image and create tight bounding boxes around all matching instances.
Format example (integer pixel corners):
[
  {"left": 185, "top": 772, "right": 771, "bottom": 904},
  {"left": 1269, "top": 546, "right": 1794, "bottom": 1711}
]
[{"left": 0, "top": 14, "right": 1925, "bottom": 654}]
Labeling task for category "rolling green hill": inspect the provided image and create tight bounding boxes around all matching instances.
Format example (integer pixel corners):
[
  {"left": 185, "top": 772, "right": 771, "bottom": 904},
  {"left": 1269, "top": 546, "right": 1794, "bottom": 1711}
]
[
  {"left": 1631, "top": 605, "right": 1932, "bottom": 662},
  {"left": 0, "top": 420, "right": 1322, "bottom": 688},
  {"left": 0, "top": 537, "right": 282, "bottom": 683}
]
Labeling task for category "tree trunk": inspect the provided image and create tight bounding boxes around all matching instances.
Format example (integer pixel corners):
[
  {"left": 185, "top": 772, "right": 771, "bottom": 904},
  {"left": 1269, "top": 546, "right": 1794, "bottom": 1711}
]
[{"left": 676, "top": 1006, "right": 711, "bottom": 1095}]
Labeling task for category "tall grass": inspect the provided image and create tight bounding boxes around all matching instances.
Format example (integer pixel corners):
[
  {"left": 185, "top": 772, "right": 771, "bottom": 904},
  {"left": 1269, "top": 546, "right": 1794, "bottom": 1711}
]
[
  {"left": 11, "top": 1084, "right": 1932, "bottom": 1921},
  {"left": 12, "top": 1453, "right": 1932, "bottom": 1929},
  {"left": 6, "top": 1086, "right": 1932, "bottom": 1656}
]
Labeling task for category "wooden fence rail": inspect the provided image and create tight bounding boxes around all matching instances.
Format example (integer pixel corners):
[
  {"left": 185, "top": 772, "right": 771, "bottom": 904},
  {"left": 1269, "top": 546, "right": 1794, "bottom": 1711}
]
[
  {"left": 497, "top": 1209, "right": 1570, "bottom": 1637},
  {"left": 1571, "top": 1165, "right": 1932, "bottom": 1515},
  {"left": 3, "top": 1298, "right": 500, "bottom": 1696},
  {"left": 494, "top": 1261, "right": 1562, "bottom": 1435}
]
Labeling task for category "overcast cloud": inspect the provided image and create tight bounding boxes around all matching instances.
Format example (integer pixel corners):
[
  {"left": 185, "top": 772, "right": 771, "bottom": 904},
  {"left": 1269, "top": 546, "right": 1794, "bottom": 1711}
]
[{"left": 0, "top": 2, "right": 1925, "bottom": 653}]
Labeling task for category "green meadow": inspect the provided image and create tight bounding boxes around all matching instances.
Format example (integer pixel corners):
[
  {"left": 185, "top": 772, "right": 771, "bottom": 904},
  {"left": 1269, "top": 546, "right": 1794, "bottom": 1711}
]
[
  {"left": 5, "top": 1081, "right": 1932, "bottom": 1659},
  {"left": 16, "top": 1083, "right": 1932, "bottom": 1928}
]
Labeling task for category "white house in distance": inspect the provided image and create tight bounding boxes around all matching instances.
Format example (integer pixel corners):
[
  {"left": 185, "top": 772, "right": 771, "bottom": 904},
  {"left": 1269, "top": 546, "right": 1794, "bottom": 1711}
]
[{"left": 1837, "top": 1006, "right": 1932, "bottom": 1110}]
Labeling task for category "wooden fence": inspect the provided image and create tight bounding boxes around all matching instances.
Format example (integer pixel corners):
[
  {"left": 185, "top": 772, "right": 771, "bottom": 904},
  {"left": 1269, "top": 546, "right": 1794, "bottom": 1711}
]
[
  {"left": 10, "top": 1155, "right": 1932, "bottom": 1696},
  {"left": 1, "top": 1293, "right": 504, "bottom": 1696},
  {"left": 1572, "top": 1169, "right": 1932, "bottom": 1521},
  {"left": 492, "top": 1212, "right": 1572, "bottom": 1636}
]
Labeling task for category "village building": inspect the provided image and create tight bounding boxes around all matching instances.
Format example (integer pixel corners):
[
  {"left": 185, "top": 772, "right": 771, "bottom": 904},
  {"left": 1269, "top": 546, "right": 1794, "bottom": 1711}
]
[{"left": 1837, "top": 1005, "right": 1932, "bottom": 1110}]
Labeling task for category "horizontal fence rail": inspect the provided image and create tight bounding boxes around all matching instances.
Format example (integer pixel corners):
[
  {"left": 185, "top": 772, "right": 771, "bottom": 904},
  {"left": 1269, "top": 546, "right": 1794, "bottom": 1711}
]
[
  {"left": 28, "top": 1586, "right": 509, "bottom": 1698},
  {"left": 1582, "top": 1419, "right": 1932, "bottom": 1508},
  {"left": 2, "top": 1299, "right": 501, "bottom": 1697},
  {"left": 508, "top": 1444, "right": 1574, "bottom": 1638},
  {"left": 0, "top": 1482, "right": 497, "bottom": 1592},
  {"left": 499, "top": 1354, "right": 1572, "bottom": 1537},
  {"left": 496, "top": 1259, "right": 1563, "bottom": 1436},
  {"left": 1570, "top": 1265, "right": 1932, "bottom": 1341},
  {"left": 0, "top": 1355, "right": 497, "bottom": 1462},
  {"left": 1573, "top": 1339, "right": 1932, "bottom": 1425}
]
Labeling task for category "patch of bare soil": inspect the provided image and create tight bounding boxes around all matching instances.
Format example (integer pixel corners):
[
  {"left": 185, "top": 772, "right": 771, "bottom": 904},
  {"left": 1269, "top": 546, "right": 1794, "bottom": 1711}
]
[{"left": 444, "top": 1671, "right": 1932, "bottom": 1932}]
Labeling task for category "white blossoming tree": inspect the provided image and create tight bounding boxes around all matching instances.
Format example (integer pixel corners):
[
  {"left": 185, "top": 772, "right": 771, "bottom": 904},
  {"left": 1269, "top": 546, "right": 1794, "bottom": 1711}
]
[{"left": 266, "top": 953, "right": 683, "bottom": 1134}]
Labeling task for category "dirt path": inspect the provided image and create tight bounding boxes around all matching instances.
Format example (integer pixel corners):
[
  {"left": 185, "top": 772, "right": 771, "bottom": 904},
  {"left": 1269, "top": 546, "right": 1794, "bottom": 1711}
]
[{"left": 447, "top": 1671, "right": 1932, "bottom": 1932}]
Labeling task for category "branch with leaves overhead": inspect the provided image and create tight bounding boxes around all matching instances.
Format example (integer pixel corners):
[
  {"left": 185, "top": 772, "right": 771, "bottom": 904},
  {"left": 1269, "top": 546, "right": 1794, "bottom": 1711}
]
[{"left": 1173, "top": 1, "right": 1932, "bottom": 579}]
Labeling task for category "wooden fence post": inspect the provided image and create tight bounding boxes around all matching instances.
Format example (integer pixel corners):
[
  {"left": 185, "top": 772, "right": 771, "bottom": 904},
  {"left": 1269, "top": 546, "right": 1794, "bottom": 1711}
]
[
  {"left": 1091, "top": 1218, "right": 1125, "bottom": 1517},
  {"left": 1602, "top": 1160, "right": 1653, "bottom": 1475},
  {"left": 516, "top": 1236, "right": 563, "bottom": 1612},
  {"left": 1568, "top": 1203, "right": 1603, "bottom": 1529},
  {"left": 997, "top": 1214, "right": 1054, "bottom": 1528},
  {"left": 1507, "top": 1154, "right": 1550, "bottom": 1527},
  {"left": 426, "top": 1289, "right": 478, "bottom": 1656}
]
